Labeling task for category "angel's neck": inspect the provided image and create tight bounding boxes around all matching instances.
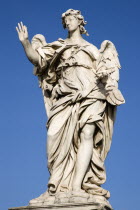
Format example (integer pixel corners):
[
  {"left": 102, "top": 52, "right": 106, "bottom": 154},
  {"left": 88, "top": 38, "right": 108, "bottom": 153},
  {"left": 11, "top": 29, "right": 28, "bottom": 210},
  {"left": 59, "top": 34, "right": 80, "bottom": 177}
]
[{"left": 67, "top": 29, "right": 83, "bottom": 44}]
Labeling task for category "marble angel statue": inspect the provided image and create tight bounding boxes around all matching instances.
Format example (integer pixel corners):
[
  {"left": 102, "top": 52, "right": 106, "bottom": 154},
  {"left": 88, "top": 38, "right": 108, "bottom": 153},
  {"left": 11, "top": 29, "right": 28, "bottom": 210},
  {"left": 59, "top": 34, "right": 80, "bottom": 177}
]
[{"left": 16, "top": 9, "right": 125, "bottom": 209}]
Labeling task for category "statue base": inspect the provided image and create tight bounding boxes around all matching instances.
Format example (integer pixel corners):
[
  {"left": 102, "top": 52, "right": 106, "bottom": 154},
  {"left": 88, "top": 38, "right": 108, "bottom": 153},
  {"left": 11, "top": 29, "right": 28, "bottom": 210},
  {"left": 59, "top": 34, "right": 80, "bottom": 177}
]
[{"left": 9, "top": 202, "right": 113, "bottom": 210}]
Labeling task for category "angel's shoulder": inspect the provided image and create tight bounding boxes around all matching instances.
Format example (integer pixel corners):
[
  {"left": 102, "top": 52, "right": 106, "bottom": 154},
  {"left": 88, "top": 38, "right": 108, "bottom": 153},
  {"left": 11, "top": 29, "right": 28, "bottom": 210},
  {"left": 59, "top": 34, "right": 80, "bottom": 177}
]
[
  {"left": 86, "top": 43, "right": 100, "bottom": 60},
  {"left": 85, "top": 42, "right": 99, "bottom": 51}
]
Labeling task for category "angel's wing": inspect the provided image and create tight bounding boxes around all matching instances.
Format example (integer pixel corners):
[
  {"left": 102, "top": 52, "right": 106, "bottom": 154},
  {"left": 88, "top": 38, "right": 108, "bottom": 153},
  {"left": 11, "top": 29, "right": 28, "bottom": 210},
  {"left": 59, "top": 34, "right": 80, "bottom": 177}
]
[
  {"left": 31, "top": 34, "right": 53, "bottom": 117},
  {"left": 31, "top": 34, "right": 47, "bottom": 50},
  {"left": 97, "top": 41, "right": 125, "bottom": 160},
  {"left": 97, "top": 40, "right": 125, "bottom": 106}
]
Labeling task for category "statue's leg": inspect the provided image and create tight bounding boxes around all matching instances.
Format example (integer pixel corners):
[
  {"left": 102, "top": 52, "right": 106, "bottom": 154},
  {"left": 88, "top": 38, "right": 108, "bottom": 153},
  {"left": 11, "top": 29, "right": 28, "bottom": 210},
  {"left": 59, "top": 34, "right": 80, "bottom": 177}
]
[{"left": 72, "top": 123, "right": 96, "bottom": 191}]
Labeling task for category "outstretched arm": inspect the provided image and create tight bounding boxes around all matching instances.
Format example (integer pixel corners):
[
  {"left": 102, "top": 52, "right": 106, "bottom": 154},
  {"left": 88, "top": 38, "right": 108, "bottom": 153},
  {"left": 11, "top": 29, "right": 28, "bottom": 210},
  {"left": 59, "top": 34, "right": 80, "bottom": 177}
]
[{"left": 16, "top": 22, "right": 39, "bottom": 65}]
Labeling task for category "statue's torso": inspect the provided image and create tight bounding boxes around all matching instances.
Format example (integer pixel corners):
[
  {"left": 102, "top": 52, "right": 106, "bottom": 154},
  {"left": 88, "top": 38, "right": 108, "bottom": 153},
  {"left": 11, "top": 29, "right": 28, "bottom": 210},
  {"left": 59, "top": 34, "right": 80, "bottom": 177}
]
[{"left": 54, "top": 44, "right": 99, "bottom": 93}]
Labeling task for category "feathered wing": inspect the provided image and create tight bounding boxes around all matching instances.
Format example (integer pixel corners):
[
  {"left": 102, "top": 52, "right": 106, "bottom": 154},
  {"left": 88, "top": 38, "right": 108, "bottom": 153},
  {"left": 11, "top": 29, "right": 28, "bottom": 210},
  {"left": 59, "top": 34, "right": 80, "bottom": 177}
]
[
  {"left": 31, "top": 34, "right": 54, "bottom": 117},
  {"left": 97, "top": 40, "right": 125, "bottom": 160},
  {"left": 97, "top": 40, "right": 125, "bottom": 105},
  {"left": 31, "top": 34, "right": 48, "bottom": 50}
]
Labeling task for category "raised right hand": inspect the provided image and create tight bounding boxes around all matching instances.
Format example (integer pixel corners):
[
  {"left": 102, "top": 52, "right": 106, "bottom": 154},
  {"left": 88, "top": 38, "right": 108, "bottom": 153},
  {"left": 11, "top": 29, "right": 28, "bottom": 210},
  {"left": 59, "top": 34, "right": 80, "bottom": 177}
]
[{"left": 16, "top": 22, "right": 28, "bottom": 43}]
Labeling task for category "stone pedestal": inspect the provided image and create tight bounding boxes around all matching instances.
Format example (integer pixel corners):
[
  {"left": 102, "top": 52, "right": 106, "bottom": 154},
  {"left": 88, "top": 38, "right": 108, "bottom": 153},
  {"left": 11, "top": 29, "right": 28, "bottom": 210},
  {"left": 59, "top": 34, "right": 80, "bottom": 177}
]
[{"left": 9, "top": 202, "right": 113, "bottom": 210}]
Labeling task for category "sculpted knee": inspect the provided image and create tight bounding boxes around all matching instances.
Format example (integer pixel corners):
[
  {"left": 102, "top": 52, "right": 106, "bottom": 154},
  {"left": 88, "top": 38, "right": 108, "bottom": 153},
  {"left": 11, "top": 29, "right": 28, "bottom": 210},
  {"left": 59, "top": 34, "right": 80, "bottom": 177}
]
[{"left": 81, "top": 126, "right": 94, "bottom": 140}]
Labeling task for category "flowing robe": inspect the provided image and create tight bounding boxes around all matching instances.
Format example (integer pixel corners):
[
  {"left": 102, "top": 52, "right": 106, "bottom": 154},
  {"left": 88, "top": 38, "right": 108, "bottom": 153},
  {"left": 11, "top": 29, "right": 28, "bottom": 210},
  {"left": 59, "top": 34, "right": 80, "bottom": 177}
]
[{"left": 34, "top": 39, "right": 117, "bottom": 198}]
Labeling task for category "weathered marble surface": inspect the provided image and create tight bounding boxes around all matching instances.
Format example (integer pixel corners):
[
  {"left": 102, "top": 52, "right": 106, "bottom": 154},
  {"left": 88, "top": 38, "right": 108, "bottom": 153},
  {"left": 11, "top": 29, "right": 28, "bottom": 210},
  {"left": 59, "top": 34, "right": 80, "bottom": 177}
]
[
  {"left": 9, "top": 202, "right": 112, "bottom": 210},
  {"left": 15, "top": 8, "right": 125, "bottom": 209}
]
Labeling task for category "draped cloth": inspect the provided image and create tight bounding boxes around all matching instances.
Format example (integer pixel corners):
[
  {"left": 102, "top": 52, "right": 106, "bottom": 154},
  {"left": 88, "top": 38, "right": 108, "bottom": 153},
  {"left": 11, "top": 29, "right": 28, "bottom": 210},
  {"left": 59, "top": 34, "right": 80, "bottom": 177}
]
[{"left": 34, "top": 39, "right": 117, "bottom": 199}]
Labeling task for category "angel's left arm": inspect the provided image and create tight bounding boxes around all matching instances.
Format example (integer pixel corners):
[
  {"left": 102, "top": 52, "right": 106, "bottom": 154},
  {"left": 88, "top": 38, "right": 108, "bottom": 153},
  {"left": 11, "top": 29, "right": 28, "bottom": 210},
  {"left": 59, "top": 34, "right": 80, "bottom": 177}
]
[
  {"left": 104, "top": 69, "right": 119, "bottom": 91},
  {"left": 96, "top": 41, "right": 125, "bottom": 105},
  {"left": 96, "top": 41, "right": 121, "bottom": 91}
]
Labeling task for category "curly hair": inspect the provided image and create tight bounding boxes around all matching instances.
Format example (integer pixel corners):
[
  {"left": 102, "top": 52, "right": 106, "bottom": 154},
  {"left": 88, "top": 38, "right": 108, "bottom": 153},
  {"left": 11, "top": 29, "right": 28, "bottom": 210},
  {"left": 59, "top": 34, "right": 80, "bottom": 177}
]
[{"left": 62, "top": 9, "right": 89, "bottom": 36}]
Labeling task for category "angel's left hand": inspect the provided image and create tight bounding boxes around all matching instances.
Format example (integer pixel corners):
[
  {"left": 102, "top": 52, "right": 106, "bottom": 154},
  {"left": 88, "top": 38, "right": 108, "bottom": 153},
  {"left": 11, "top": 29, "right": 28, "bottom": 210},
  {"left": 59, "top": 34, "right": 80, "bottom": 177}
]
[{"left": 105, "top": 83, "right": 116, "bottom": 94}]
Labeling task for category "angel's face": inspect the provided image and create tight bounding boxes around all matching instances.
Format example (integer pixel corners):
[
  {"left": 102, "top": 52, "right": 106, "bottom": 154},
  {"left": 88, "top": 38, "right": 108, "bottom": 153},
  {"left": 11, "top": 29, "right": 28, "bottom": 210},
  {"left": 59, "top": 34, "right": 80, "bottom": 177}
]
[{"left": 65, "top": 15, "right": 80, "bottom": 32}]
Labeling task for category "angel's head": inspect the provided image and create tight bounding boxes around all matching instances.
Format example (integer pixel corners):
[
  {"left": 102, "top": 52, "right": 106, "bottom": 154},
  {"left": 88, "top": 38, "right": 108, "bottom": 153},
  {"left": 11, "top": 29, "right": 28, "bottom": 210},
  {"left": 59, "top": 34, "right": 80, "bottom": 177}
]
[{"left": 62, "top": 9, "right": 89, "bottom": 36}]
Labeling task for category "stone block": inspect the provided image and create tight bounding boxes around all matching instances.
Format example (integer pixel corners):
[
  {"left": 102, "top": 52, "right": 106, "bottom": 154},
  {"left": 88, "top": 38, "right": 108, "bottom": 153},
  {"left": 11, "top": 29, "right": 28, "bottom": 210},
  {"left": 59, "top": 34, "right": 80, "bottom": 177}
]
[{"left": 9, "top": 202, "right": 113, "bottom": 210}]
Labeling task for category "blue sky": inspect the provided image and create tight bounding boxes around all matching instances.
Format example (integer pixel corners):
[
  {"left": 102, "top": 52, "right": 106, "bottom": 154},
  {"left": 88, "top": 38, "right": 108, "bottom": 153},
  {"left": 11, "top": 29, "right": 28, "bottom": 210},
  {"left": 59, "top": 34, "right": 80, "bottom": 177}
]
[{"left": 0, "top": 0, "right": 139, "bottom": 210}]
